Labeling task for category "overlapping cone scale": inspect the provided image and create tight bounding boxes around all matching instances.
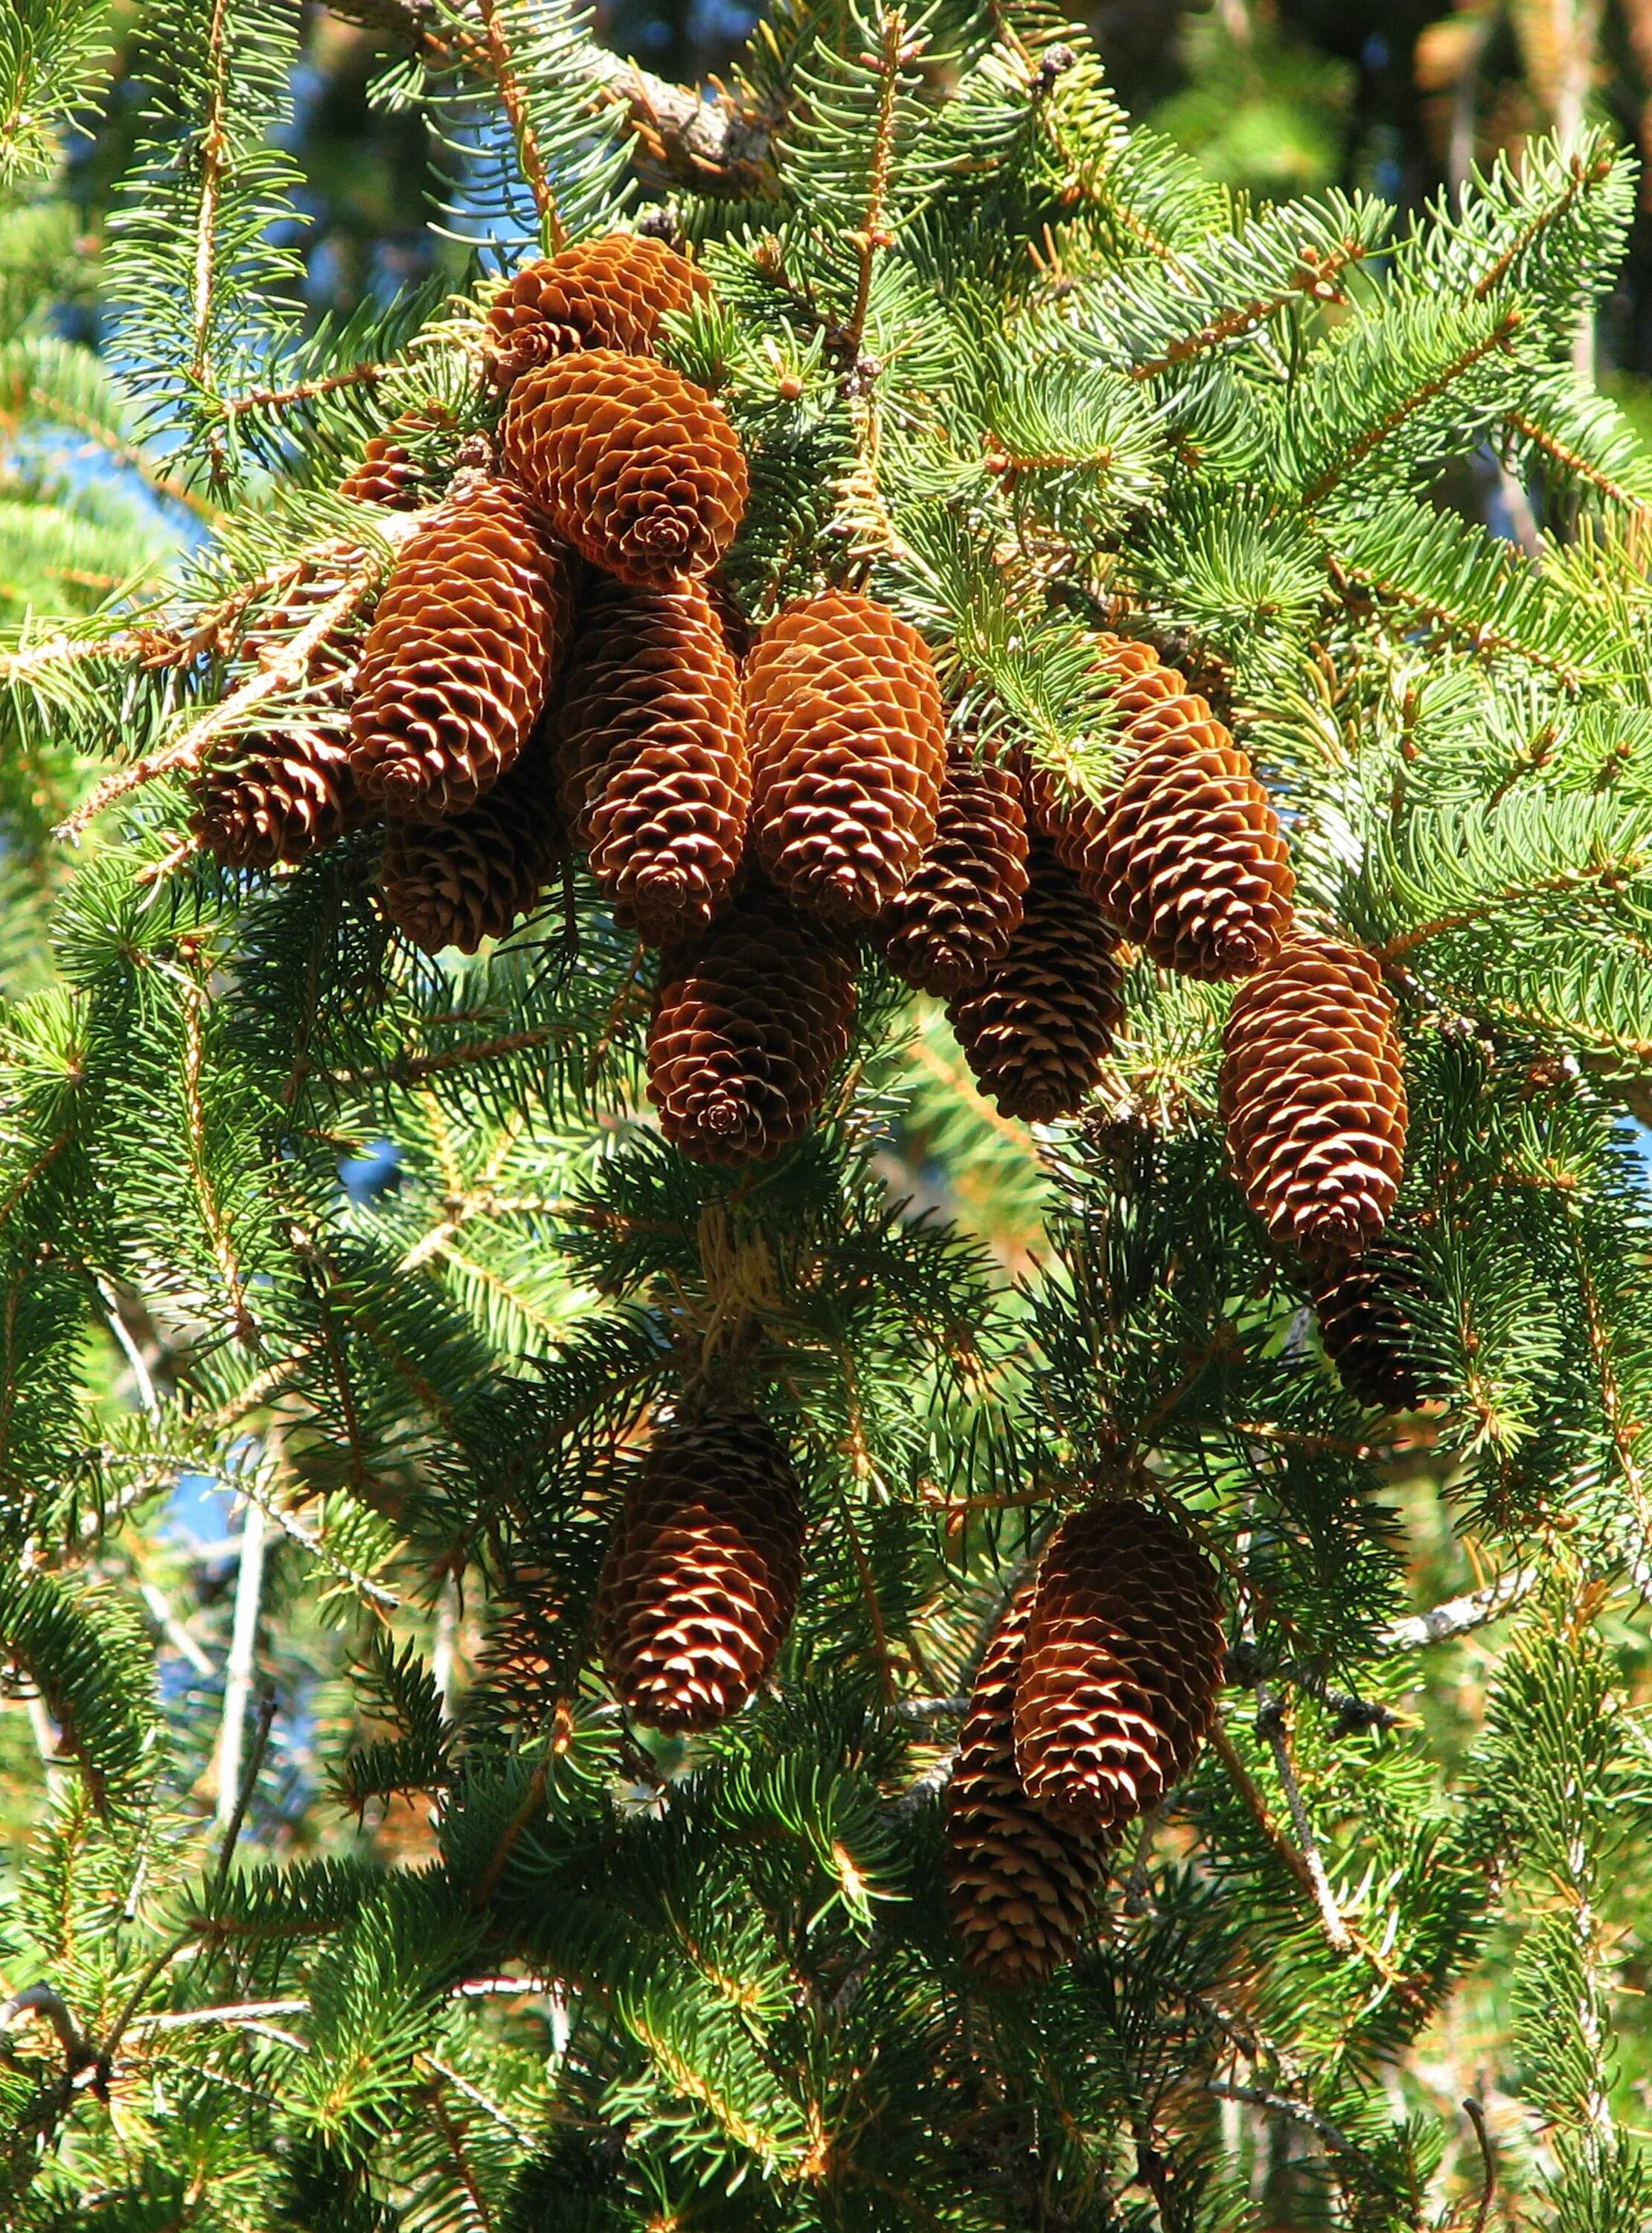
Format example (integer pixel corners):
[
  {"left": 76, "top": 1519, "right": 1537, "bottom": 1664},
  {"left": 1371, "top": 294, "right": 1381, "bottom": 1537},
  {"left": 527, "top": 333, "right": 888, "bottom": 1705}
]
[
  {"left": 945, "top": 1583, "right": 1110, "bottom": 1987},
  {"left": 1221, "top": 933, "right": 1407, "bottom": 1260},
  {"left": 743, "top": 592, "right": 947, "bottom": 924},
  {"left": 944, "top": 843, "right": 1124, "bottom": 1122},
  {"left": 499, "top": 350, "right": 747, "bottom": 588},
  {"left": 378, "top": 727, "right": 564, "bottom": 954},
  {"left": 348, "top": 477, "right": 576, "bottom": 820},
  {"left": 554, "top": 576, "right": 749, "bottom": 945},
  {"left": 597, "top": 1405, "right": 804, "bottom": 1733},
  {"left": 1312, "top": 1245, "right": 1427, "bottom": 1411},
  {"left": 1013, "top": 1499, "right": 1225, "bottom": 1837},
  {"left": 877, "top": 742, "right": 1028, "bottom": 996},
  {"left": 484, "top": 234, "right": 711, "bottom": 392},
  {"left": 647, "top": 886, "right": 856, "bottom": 1166}
]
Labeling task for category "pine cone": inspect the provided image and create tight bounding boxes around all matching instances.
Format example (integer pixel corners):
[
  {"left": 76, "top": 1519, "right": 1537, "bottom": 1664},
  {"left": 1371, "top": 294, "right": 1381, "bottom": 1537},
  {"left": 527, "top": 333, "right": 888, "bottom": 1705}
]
[
  {"left": 648, "top": 887, "right": 856, "bottom": 1165},
  {"left": 743, "top": 592, "right": 947, "bottom": 924},
  {"left": 348, "top": 477, "right": 577, "bottom": 820},
  {"left": 1311, "top": 1245, "right": 1427, "bottom": 1411},
  {"left": 554, "top": 576, "right": 748, "bottom": 944},
  {"left": 338, "top": 438, "right": 427, "bottom": 511},
  {"left": 378, "top": 728, "right": 564, "bottom": 953},
  {"left": 597, "top": 1404, "right": 804, "bottom": 1733},
  {"left": 1014, "top": 1499, "right": 1225, "bottom": 1836},
  {"left": 1017, "top": 636, "right": 1171, "bottom": 879},
  {"left": 499, "top": 351, "right": 747, "bottom": 588},
  {"left": 877, "top": 743, "right": 1028, "bottom": 995},
  {"left": 483, "top": 234, "right": 712, "bottom": 392},
  {"left": 945, "top": 1582, "right": 1110, "bottom": 1987},
  {"left": 191, "top": 559, "right": 368, "bottom": 868},
  {"left": 944, "top": 844, "right": 1124, "bottom": 1122},
  {"left": 1221, "top": 934, "right": 1407, "bottom": 1260}
]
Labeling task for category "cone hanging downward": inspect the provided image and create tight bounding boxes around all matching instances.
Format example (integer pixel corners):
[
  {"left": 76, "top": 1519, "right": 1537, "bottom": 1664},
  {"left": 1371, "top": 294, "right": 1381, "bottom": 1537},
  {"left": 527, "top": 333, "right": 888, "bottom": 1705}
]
[
  {"left": 1088, "top": 643, "right": 1293, "bottom": 980},
  {"left": 648, "top": 887, "right": 856, "bottom": 1165},
  {"left": 945, "top": 843, "right": 1124, "bottom": 1122},
  {"left": 878, "top": 743, "right": 1029, "bottom": 997},
  {"left": 379, "top": 726, "right": 564, "bottom": 953},
  {"left": 1221, "top": 933, "right": 1406, "bottom": 1260},
  {"left": 554, "top": 576, "right": 749, "bottom": 945},
  {"left": 945, "top": 1583, "right": 1110, "bottom": 1987},
  {"left": 500, "top": 351, "right": 746, "bottom": 587},
  {"left": 339, "top": 437, "right": 432, "bottom": 511},
  {"left": 598, "top": 1404, "right": 804, "bottom": 1733},
  {"left": 743, "top": 592, "right": 947, "bottom": 924},
  {"left": 1312, "top": 1245, "right": 1427, "bottom": 1412},
  {"left": 1014, "top": 1499, "right": 1225, "bottom": 1836},
  {"left": 484, "top": 234, "right": 712, "bottom": 392},
  {"left": 349, "top": 476, "right": 576, "bottom": 820},
  {"left": 1017, "top": 633, "right": 1171, "bottom": 883},
  {"left": 191, "top": 558, "right": 368, "bottom": 868}
]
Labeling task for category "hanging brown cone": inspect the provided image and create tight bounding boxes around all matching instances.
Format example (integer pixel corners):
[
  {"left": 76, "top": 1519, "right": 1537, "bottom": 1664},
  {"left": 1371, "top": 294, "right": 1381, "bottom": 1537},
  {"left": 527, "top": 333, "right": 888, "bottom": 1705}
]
[
  {"left": 1013, "top": 1500, "right": 1225, "bottom": 1837},
  {"left": 743, "top": 592, "right": 947, "bottom": 924},
  {"left": 499, "top": 351, "right": 747, "bottom": 587},
  {"left": 191, "top": 558, "right": 370, "bottom": 868},
  {"left": 1311, "top": 1245, "right": 1427, "bottom": 1411},
  {"left": 647, "top": 886, "right": 856, "bottom": 1165},
  {"left": 1090, "top": 712, "right": 1293, "bottom": 983},
  {"left": 378, "top": 729, "right": 564, "bottom": 953},
  {"left": 554, "top": 575, "right": 748, "bottom": 944},
  {"left": 348, "top": 476, "right": 577, "bottom": 820},
  {"left": 945, "top": 1582, "right": 1110, "bottom": 1987},
  {"left": 339, "top": 406, "right": 453, "bottom": 508},
  {"left": 483, "top": 234, "right": 713, "bottom": 392},
  {"left": 877, "top": 743, "right": 1029, "bottom": 996},
  {"left": 1221, "top": 933, "right": 1407, "bottom": 1260},
  {"left": 1018, "top": 636, "right": 1171, "bottom": 880},
  {"left": 597, "top": 1403, "right": 804, "bottom": 1733},
  {"left": 944, "top": 844, "right": 1124, "bottom": 1122}
]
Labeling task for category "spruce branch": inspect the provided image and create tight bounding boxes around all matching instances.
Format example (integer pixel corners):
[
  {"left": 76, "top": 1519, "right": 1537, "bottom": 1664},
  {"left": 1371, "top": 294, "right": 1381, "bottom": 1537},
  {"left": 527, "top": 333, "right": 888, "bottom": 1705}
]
[{"left": 475, "top": 0, "right": 566, "bottom": 252}]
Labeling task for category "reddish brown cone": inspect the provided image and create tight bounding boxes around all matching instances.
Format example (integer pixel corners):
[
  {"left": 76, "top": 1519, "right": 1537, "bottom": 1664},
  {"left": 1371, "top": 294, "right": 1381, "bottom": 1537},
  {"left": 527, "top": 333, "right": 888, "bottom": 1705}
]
[
  {"left": 378, "top": 730, "right": 564, "bottom": 953},
  {"left": 499, "top": 351, "right": 747, "bottom": 587},
  {"left": 647, "top": 887, "right": 856, "bottom": 1165},
  {"left": 483, "top": 234, "right": 712, "bottom": 392},
  {"left": 1311, "top": 1245, "right": 1427, "bottom": 1411},
  {"left": 1221, "top": 933, "right": 1407, "bottom": 1260},
  {"left": 598, "top": 1404, "right": 804, "bottom": 1732},
  {"left": 1014, "top": 1500, "right": 1225, "bottom": 1836},
  {"left": 877, "top": 743, "right": 1029, "bottom": 996},
  {"left": 554, "top": 575, "right": 748, "bottom": 943},
  {"left": 944, "top": 844, "right": 1124, "bottom": 1122},
  {"left": 348, "top": 476, "right": 577, "bottom": 820},
  {"left": 945, "top": 1583, "right": 1110, "bottom": 1987},
  {"left": 743, "top": 592, "right": 947, "bottom": 924}
]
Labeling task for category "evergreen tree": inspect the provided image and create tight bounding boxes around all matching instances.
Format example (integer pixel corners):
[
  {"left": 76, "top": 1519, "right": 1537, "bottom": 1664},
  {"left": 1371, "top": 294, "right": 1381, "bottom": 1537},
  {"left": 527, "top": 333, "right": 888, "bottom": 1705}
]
[{"left": 4, "top": 0, "right": 1652, "bottom": 2226}]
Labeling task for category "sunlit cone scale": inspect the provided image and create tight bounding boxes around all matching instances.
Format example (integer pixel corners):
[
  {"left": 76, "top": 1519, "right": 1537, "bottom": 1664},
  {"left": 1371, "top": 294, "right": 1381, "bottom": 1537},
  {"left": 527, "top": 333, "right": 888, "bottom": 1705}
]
[
  {"left": 945, "top": 1583, "right": 1110, "bottom": 1987},
  {"left": 483, "top": 234, "right": 713, "bottom": 392},
  {"left": 348, "top": 476, "right": 577, "bottom": 819},
  {"left": 1220, "top": 933, "right": 1407, "bottom": 1260},
  {"left": 499, "top": 350, "right": 747, "bottom": 587},
  {"left": 598, "top": 1404, "right": 805, "bottom": 1733},
  {"left": 553, "top": 575, "right": 748, "bottom": 945},
  {"left": 647, "top": 886, "right": 856, "bottom": 1165},
  {"left": 877, "top": 742, "right": 1029, "bottom": 996},
  {"left": 743, "top": 591, "right": 948, "bottom": 924},
  {"left": 944, "top": 843, "right": 1124, "bottom": 1122},
  {"left": 1013, "top": 1499, "right": 1225, "bottom": 1836}
]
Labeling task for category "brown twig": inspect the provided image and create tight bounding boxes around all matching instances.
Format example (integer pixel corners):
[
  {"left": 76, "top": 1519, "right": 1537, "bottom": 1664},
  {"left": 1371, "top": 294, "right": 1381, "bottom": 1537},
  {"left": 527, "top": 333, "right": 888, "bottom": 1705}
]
[{"left": 476, "top": 0, "right": 565, "bottom": 251}]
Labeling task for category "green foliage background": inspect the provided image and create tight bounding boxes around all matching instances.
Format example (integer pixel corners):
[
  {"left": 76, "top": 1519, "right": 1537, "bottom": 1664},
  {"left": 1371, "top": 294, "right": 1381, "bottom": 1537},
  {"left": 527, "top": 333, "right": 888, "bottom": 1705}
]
[{"left": 4, "top": 1, "right": 1652, "bottom": 2229}]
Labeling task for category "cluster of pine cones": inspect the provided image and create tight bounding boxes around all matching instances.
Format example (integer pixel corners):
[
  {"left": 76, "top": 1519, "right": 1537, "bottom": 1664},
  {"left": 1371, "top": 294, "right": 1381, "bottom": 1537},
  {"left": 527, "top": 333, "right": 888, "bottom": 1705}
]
[
  {"left": 187, "top": 230, "right": 1419, "bottom": 1978},
  {"left": 589, "top": 1393, "right": 1227, "bottom": 1991},
  {"left": 188, "top": 231, "right": 1412, "bottom": 1364}
]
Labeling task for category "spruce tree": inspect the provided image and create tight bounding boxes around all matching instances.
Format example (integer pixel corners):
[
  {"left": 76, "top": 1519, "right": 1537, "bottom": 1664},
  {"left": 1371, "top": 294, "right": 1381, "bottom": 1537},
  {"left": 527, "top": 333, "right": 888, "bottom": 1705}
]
[{"left": 4, "top": 1, "right": 1652, "bottom": 2226}]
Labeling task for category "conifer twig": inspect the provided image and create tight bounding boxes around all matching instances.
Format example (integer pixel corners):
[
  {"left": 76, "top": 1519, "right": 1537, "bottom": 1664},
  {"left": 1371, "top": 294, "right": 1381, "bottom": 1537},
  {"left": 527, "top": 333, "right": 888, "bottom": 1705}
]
[
  {"left": 476, "top": 0, "right": 565, "bottom": 251},
  {"left": 1253, "top": 1692, "right": 1351, "bottom": 1952},
  {"left": 1462, "top": 2096, "right": 1496, "bottom": 2233}
]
